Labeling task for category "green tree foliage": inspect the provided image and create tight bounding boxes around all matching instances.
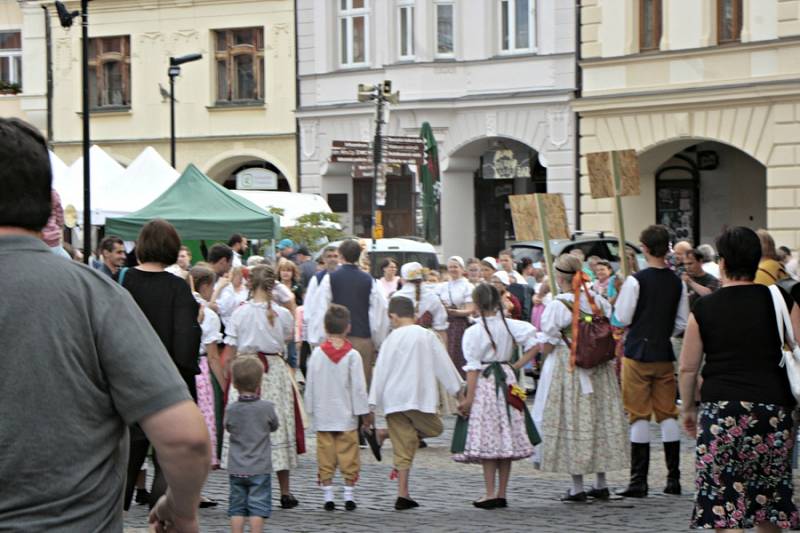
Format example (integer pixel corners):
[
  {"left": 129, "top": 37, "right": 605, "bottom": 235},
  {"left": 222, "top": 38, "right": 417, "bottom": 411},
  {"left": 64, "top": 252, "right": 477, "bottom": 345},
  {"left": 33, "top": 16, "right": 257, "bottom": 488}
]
[{"left": 267, "top": 208, "right": 344, "bottom": 252}]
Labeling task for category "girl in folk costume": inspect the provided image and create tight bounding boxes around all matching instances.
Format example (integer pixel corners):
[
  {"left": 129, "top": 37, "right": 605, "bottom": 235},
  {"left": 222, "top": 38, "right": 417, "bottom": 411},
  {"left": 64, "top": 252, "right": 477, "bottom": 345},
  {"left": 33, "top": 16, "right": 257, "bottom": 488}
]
[
  {"left": 438, "top": 256, "right": 474, "bottom": 378},
  {"left": 189, "top": 266, "right": 224, "bottom": 469},
  {"left": 393, "top": 262, "right": 449, "bottom": 343},
  {"left": 532, "top": 254, "right": 628, "bottom": 502},
  {"left": 454, "top": 284, "right": 540, "bottom": 509},
  {"left": 221, "top": 264, "right": 305, "bottom": 510}
]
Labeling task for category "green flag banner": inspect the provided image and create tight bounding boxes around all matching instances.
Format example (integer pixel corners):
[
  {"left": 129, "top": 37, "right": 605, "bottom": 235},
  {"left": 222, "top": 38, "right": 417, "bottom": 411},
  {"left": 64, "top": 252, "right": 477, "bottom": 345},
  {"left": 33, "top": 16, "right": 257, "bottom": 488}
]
[{"left": 419, "top": 122, "right": 441, "bottom": 244}]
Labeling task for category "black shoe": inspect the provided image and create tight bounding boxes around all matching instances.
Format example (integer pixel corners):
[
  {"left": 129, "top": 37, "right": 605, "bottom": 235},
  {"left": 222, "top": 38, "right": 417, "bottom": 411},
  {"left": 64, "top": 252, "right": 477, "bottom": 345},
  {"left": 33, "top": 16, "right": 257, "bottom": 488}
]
[
  {"left": 345, "top": 500, "right": 357, "bottom": 511},
  {"left": 135, "top": 488, "right": 150, "bottom": 505},
  {"left": 560, "top": 490, "right": 588, "bottom": 502},
  {"left": 323, "top": 501, "right": 335, "bottom": 511},
  {"left": 418, "top": 439, "right": 428, "bottom": 449},
  {"left": 362, "top": 428, "right": 382, "bottom": 462},
  {"left": 587, "top": 487, "right": 610, "bottom": 500},
  {"left": 472, "top": 498, "right": 499, "bottom": 509},
  {"left": 394, "top": 497, "right": 419, "bottom": 510},
  {"left": 617, "top": 442, "right": 650, "bottom": 498},
  {"left": 280, "top": 494, "right": 299, "bottom": 509},
  {"left": 663, "top": 441, "right": 682, "bottom": 495},
  {"left": 495, "top": 498, "right": 507, "bottom": 508}
]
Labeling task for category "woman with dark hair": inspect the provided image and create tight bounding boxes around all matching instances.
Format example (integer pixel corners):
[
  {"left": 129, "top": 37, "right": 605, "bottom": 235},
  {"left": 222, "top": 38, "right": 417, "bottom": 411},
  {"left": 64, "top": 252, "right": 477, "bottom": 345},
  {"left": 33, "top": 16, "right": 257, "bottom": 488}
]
[
  {"left": 680, "top": 226, "right": 799, "bottom": 531},
  {"left": 532, "top": 253, "right": 628, "bottom": 502},
  {"left": 453, "top": 283, "right": 540, "bottom": 509},
  {"left": 378, "top": 257, "right": 401, "bottom": 299},
  {"left": 121, "top": 218, "right": 202, "bottom": 511}
]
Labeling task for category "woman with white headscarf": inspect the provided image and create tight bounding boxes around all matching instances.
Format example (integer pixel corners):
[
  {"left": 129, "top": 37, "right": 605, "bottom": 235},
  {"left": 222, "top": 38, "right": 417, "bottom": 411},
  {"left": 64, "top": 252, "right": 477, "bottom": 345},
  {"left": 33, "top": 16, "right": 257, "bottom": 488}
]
[
  {"left": 438, "top": 256, "right": 474, "bottom": 377},
  {"left": 393, "top": 262, "right": 449, "bottom": 344}
]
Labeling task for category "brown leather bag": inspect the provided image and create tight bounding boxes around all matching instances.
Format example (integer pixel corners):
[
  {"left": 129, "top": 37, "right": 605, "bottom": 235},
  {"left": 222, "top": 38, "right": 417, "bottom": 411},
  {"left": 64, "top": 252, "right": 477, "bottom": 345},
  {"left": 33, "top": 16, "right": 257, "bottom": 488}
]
[{"left": 562, "top": 275, "right": 616, "bottom": 370}]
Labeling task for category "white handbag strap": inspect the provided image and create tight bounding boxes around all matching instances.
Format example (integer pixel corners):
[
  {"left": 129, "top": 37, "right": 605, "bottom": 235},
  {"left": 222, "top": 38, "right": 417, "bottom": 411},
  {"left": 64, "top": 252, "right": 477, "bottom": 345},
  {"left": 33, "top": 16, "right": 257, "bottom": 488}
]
[{"left": 769, "top": 285, "right": 797, "bottom": 351}]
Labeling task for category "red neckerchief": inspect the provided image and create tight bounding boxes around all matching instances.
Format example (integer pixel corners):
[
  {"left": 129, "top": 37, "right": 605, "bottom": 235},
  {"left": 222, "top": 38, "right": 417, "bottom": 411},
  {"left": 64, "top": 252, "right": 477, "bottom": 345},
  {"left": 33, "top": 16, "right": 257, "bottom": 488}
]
[{"left": 321, "top": 340, "right": 352, "bottom": 364}]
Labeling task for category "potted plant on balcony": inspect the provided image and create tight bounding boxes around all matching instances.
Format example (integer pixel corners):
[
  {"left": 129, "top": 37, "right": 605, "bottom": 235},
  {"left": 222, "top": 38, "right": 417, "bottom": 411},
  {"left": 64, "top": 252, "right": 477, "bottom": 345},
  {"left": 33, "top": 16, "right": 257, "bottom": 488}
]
[{"left": 0, "top": 81, "right": 21, "bottom": 95}]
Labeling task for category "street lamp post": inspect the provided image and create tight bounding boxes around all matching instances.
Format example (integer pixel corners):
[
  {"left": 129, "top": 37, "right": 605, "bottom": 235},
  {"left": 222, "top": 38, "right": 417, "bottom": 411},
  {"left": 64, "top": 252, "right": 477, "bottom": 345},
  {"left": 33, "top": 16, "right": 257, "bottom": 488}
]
[
  {"left": 55, "top": 0, "right": 90, "bottom": 264},
  {"left": 357, "top": 81, "right": 399, "bottom": 249},
  {"left": 168, "top": 53, "right": 202, "bottom": 168}
]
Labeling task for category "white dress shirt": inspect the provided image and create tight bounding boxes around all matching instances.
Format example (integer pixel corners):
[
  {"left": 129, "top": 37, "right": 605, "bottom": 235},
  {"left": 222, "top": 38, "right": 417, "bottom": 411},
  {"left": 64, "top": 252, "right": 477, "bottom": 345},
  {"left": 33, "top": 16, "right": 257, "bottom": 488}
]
[
  {"left": 224, "top": 301, "right": 294, "bottom": 354},
  {"left": 368, "top": 325, "right": 463, "bottom": 415},
  {"left": 304, "top": 347, "right": 369, "bottom": 431},
  {"left": 461, "top": 313, "right": 538, "bottom": 372},
  {"left": 614, "top": 272, "right": 689, "bottom": 336},
  {"left": 309, "top": 273, "right": 389, "bottom": 347}
]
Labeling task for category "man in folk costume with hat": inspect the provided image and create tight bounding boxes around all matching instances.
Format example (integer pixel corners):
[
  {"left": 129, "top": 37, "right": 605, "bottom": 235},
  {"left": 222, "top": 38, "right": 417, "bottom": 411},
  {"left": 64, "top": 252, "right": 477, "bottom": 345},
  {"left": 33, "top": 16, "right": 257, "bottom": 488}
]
[{"left": 614, "top": 225, "right": 689, "bottom": 497}]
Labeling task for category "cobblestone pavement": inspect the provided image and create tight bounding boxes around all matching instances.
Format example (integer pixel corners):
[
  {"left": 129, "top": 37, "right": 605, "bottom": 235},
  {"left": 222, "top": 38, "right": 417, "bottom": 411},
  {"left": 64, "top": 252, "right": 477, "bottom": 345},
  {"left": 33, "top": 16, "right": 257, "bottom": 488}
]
[{"left": 125, "top": 418, "right": 699, "bottom": 533}]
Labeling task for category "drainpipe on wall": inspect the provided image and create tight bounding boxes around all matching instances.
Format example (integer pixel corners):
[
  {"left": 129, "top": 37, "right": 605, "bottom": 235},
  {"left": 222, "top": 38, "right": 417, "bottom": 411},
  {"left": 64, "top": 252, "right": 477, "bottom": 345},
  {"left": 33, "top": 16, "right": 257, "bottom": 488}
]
[
  {"left": 42, "top": 4, "right": 53, "bottom": 144},
  {"left": 293, "top": 0, "right": 301, "bottom": 193},
  {"left": 574, "top": 0, "right": 582, "bottom": 231}
]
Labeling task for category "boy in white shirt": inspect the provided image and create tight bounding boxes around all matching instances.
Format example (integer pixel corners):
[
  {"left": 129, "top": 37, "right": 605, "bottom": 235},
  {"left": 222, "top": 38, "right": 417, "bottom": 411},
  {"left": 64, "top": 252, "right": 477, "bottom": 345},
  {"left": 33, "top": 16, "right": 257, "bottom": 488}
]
[
  {"left": 365, "top": 296, "right": 463, "bottom": 511},
  {"left": 304, "top": 304, "right": 369, "bottom": 511}
]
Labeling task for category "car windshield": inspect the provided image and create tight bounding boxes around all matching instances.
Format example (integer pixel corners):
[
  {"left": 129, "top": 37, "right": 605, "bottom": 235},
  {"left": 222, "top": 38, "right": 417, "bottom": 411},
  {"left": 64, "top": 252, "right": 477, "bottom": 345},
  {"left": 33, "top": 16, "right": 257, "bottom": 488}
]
[{"left": 511, "top": 247, "right": 545, "bottom": 264}]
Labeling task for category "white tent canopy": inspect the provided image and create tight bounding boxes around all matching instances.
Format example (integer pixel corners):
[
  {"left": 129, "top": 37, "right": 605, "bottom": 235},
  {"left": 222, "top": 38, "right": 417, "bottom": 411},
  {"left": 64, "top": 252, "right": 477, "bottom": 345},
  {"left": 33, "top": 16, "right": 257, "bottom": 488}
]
[
  {"left": 49, "top": 151, "right": 69, "bottom": 194},
  {"left": 56, "top": 145, "right": 125, "bottom": 225},
  {"left": 99, "top": 146, "right": 179, "bottom": 222},
  {"left": 230, "top": 190, "right": 338, "bottom": 228}
]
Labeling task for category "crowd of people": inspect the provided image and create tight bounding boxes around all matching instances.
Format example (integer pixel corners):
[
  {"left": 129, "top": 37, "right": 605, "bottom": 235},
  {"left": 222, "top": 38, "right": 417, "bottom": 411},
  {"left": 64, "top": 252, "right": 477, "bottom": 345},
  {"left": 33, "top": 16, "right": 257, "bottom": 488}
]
[{"left": 4, "top": 114, "right": 800, "bottom": 533}]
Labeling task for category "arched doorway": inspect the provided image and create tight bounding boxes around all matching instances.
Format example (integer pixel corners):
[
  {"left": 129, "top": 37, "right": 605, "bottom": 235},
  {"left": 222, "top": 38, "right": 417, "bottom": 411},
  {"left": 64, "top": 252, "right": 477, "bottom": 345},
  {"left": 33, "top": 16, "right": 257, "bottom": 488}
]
[
  {"left": 445, "top": 137, "right": 546, "bottom": 259},
  {"left": 632, "top": 140, "right": 766, "bottom": 245},
  {"left": 206, "top": 155, "right": 293, "bottom": 192}
]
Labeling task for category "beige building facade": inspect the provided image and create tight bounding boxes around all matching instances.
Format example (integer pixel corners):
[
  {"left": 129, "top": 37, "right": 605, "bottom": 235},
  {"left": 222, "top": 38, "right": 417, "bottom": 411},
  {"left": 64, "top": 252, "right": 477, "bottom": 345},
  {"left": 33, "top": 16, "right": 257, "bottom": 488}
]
[
  {"left": 577, "top": 0, "right": 800, "bottom": 248},
  {"left": 18, "top": 0, "right": 297, "bottom": 189}
]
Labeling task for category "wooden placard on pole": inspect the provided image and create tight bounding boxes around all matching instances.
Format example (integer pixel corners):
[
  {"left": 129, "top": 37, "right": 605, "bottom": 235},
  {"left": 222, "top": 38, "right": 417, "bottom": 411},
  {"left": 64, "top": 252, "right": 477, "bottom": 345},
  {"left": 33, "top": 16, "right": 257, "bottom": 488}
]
[
  {"left": 509, "top": 193, "right": 570, "bottom": 296},
  {"left": 586, "top": 149, "right": 641, "bottom": 279}
]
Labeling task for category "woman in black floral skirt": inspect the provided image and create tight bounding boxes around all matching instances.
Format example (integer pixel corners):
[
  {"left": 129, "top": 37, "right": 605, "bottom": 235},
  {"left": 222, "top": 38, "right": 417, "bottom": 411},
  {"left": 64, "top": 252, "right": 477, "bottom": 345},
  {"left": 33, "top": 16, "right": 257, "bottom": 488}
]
[{"left": 679, "top": 226, "right": 798, "bottom": 532}]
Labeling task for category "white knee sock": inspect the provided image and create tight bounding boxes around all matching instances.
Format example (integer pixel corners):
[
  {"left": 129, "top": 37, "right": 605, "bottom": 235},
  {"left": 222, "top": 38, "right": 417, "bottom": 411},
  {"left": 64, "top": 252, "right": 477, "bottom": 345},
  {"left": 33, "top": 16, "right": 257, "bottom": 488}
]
[
  {"left": 630, "top": 419, "right": 650, "bottom": 444},
  {"left": 595, "top": 472, "right": 607, "bottom": 490},
  {"left": 571, "top": 474, "right": 584, "bottom": 495},
  {"left": 343, "top": 486, "right": 354, "bottom": 502},
  {"left": 322, "top": 485, "right": 333, "bottom": 502},
  {"left": 660, "top": 418, "right": 680, "bottom": 443}
]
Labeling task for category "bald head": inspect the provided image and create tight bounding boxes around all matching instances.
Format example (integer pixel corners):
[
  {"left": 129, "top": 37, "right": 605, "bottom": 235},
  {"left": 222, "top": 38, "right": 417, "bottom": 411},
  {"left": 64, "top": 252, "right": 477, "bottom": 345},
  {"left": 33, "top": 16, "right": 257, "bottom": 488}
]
[{"left": 674, "top": 241, "right": 692, "bottom": 263}]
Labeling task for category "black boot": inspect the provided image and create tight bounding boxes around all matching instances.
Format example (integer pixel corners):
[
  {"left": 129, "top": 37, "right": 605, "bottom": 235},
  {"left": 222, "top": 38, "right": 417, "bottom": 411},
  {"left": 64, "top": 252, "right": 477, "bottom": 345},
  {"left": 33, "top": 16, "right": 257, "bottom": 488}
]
[
  {"left": 617, "top": 443, "right": 649, "bottom": 498},
  {"left": 663, "top": 441, "right": 681, "bottom": 495}
]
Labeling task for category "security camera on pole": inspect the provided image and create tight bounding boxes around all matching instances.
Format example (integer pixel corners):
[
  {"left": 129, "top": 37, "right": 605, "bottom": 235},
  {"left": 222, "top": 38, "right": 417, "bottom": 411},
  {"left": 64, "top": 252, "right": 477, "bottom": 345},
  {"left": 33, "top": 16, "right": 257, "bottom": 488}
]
[{"left": 357, "top": 81, "right": 400, "bottom": 250}]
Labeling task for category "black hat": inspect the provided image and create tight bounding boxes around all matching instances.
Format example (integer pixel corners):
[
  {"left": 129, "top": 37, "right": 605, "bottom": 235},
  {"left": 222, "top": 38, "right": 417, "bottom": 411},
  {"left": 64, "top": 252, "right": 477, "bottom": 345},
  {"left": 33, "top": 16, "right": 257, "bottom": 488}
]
[{"left": 297, "top": 246, "right": 311, "bottom": 256}]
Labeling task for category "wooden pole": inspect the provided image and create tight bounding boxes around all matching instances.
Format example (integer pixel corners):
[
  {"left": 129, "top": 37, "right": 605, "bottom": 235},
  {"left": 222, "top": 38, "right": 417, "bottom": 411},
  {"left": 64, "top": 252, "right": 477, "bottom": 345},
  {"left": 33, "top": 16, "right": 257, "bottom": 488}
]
[
  {"left": 611, "top": 151, "right": 629, "bottom": 279},
  {"left": 535, "top": 194, "right": 558, "bottom": 296}
]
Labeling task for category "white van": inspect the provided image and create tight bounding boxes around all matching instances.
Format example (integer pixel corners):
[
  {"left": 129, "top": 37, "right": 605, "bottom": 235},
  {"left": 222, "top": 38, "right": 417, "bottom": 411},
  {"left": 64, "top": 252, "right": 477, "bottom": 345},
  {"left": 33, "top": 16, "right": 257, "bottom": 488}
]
[{"left": 320, "top": 237, "right": 440, "bottom": 278}]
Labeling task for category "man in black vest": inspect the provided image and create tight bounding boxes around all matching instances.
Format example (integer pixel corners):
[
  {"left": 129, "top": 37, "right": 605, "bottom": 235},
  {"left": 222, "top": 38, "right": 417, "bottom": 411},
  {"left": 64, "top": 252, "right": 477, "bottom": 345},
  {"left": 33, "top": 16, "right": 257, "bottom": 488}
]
[
  {"left": 615, "top": 224, "right": 688, "bottom": 498},
  {"left": 312, "top": 239, "right": 388, "bottom": 387}
]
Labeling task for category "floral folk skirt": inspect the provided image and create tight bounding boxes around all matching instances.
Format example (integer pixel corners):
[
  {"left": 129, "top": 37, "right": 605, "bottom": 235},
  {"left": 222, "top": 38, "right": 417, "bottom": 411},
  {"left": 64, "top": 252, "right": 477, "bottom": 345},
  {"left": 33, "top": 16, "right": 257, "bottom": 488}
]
[
  {"left": 447, "top": 316, "right": 469, "bottom": 378},
  {"left": 452, "top": 364, "right": 535, "bottom": 464},
  {"left": 532, "top": 346, "right": 629, "bottom": 475},
  {"left": 195, "top": 356, "right": 218, "bottom": 467},
  {"left": 691, "top": 400, "right": 799, "bottom": 530}
]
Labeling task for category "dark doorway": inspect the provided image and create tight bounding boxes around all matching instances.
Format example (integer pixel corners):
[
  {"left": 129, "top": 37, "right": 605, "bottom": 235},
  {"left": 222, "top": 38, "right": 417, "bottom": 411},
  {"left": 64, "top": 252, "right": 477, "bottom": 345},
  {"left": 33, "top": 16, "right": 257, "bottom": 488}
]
[{"left": 474, "top": 150, "right": 546, "bottom": 258}]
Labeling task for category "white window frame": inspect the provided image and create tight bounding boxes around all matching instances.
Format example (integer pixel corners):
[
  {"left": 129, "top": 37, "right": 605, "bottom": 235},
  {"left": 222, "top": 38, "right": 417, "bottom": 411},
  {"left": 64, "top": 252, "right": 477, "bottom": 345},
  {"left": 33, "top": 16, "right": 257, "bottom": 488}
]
[
  {"left": 0, "top": 31, "right": 22, "bottom": 88},
  {"left": 398, "top": 1, "right": 415, "bottom": 61},
  {"left": 339, "top": 0, "right": 370, "bottom": 68},
  {"left": 434, "top": 1, "right": 455, "bottom": 59},
  {"left": 499, "top": 0, "right": 536, "bottom": 54}
]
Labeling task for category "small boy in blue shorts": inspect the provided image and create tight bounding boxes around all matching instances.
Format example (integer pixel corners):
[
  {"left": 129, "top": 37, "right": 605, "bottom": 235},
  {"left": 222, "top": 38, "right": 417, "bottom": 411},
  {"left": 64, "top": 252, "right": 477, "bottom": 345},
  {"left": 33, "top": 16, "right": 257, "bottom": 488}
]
[{"left": 226, "top": 357, "right": 280, "bottom": 533}]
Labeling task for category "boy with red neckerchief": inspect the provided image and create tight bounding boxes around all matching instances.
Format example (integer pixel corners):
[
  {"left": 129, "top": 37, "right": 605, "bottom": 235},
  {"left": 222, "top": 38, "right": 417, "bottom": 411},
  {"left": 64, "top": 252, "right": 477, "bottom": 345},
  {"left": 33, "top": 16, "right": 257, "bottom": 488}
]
[{"left": 304, "top": 304, "right": 369, "bottom": 511}]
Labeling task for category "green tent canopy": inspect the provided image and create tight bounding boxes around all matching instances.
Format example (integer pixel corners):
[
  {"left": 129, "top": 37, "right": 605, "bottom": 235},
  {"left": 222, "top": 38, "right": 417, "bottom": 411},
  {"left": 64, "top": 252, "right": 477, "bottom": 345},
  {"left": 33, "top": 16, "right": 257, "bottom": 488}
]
[{"left": 105, "top": 163, "right": 280, "bottom": 241}]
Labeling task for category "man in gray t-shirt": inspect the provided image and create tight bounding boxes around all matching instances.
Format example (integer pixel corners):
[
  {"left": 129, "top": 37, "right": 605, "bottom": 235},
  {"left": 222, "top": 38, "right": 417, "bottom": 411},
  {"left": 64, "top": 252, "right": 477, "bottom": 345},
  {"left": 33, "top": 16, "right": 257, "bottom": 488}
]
[{"left": 0, "top": 117, "right": 210, "bottom": 532}]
